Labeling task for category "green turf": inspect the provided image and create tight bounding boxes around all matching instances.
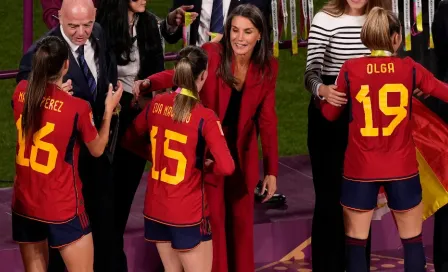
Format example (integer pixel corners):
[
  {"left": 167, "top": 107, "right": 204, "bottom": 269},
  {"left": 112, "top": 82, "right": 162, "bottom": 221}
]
[{"left": 0, "top": 0, "right": 327, "bottom": 187}]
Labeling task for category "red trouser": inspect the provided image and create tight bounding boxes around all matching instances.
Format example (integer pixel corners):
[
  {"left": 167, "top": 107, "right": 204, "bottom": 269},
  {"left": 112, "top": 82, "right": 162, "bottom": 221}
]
[{"left": 206, "top": 169, "right": 255, "bottom": 272}]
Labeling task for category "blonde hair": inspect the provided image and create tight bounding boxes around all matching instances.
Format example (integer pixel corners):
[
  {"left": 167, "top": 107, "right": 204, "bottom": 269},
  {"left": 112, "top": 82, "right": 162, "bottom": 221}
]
[
  {"left": 322, "top": 0, "right": 392, "bottom": 17},
  {"left": 361, "top": 7, "right": 401, "bottom": 52},
  {"left": 172, "top": 46, "right": 208, "bottom": 123}
]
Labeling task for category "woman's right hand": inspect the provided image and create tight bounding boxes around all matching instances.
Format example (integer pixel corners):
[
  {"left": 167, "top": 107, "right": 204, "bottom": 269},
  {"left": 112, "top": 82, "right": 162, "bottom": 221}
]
[
  {"left": 318, "top": 84, "right": 347, "bottom": 107},
  {"left": 105, "top": 81, "right": 123, "bottom": 116},
  {"left": 133, "top": 79, "right": 151, "bottom": 100}
]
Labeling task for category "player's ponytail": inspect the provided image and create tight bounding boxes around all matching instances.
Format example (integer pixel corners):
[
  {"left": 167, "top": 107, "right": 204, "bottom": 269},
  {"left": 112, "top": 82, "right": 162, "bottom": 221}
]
[
  {"left": 361, "top": 7, "right": 401, "bottom": 53},
  {"left": 22, "top": 36, "right": 69, "bottom": 140},
  {"left": 173, "top": 46, "right": 208, "bottom": 123}
]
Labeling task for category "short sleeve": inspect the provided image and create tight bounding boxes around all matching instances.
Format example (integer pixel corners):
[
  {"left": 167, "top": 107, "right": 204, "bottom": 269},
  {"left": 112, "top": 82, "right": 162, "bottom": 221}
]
[{"left": 77, "top": 102, "right": 98, "bottom": 143}]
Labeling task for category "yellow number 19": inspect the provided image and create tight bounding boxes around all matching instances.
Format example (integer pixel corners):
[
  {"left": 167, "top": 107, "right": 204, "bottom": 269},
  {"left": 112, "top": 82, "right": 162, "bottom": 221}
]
[
  {"left": 16, "top": 116, "right": 58, "bottom": 175},
  {"left": 151, "top": 126, "right": 188, "bottom": 185},
  {"left": 356, "top": 83, "right": 408, "bottom": 137}
]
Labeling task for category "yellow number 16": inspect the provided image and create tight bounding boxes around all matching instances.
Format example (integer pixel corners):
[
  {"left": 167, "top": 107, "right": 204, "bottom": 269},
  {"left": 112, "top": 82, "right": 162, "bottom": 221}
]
[
  {"left": 356, "top": 83, "right": 408, "bottom": 137},
  {"left": 150, "top": 126, "right": 188, "bottom": 185},
  {"left": 16, "top": 116, "right": 58, "bottom": 175}
]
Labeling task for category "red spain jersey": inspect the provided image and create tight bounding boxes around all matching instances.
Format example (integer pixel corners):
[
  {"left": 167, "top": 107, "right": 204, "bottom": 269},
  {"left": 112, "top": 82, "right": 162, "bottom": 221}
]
[
  {"left": 127, "top": 92, "right": 234, "bottom": 226},
  {"left": 11, "top": 80, "right": 98, "bottom": 222},
  {"left": 321, "top": 55, "right": 448, "bottom": 181}
]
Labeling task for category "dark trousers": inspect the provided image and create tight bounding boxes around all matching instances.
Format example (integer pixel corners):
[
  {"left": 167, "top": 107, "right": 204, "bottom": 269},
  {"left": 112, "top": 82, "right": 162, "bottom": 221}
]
[
  {"left": 307, "top": 98, "right": 371, "bottom": 271},
  {"left": 82, "top": 148, "right": 116, "bottom": 271},
  {"left": 434, "top": 203, "right": 448, "bottom": 272},
  {"left": 113, "top": 92, "right": 147, "bottom": 272}
]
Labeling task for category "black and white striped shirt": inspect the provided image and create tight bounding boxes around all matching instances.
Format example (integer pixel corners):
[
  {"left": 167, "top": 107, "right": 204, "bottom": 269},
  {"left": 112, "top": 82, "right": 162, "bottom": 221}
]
[{"left": 304, "top": 11, "right": 371, "bottom": 96}]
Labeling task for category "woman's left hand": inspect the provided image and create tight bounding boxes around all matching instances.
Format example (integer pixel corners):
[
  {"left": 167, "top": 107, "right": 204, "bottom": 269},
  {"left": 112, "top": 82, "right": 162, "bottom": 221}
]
[
  {"left": 413, "top": 88, "right": 429, "bottom": 99},
  {"left": 261, "top": 175, "right": 277, "bottom": 203}
]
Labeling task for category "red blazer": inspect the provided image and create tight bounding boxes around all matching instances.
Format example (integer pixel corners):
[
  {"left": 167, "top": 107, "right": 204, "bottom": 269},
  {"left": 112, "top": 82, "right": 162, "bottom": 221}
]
[{"left": 144, "top": 42, "right": 279, "bottom": 190}]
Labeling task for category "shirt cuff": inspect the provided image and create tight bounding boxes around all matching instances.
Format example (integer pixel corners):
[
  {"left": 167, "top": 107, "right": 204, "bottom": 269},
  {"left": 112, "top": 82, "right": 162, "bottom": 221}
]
[
  {"left": 165, "top": 19, "right": 179, "bottom": 34},
  {"left": 315, "top": 83, "right": 325, "bottom": 100}
]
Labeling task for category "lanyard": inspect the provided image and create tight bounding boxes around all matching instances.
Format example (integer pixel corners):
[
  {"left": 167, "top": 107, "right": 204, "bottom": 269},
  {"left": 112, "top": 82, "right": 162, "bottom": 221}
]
[
  {"left": 290, "top": 0, "right": 298, "bottom": 55},
  {"left": 429, "top": 0, "right": 435, "bottom": 49}
]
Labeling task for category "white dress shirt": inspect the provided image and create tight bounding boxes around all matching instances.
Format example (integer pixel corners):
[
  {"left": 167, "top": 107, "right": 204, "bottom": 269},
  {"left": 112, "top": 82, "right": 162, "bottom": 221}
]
[
  {"left": 197, "top": 0, "right": 231, "bottom": 46},
  {"left": 60, "top": 26, "right": 98, "bottom": 84},
  {"left": 117, "top": 22, "right": 140, "bottom": 94}
]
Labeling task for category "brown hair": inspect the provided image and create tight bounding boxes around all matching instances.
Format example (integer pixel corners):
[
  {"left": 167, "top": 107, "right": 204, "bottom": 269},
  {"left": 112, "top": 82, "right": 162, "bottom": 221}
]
[
  {"left": 361, "top": 7, "right": 401, "bottom": 52},
  {"left": 22, "top": 36, "right": 69, "bottom": 140},
  {"left": 322, "top": 0, "right": 392, "bottom": 17},
  {"left": 172, "top": 46, "right": 208, "bottom": 123},
  {"left": 218, "top": 4, "right": 272, "bottom": 87}
]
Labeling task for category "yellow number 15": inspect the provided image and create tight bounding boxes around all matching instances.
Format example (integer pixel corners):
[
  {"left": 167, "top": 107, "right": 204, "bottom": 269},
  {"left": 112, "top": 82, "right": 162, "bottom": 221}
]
[
  {"left": 356, "top": 84, "right": 408, "bottom": 137},
  {"left": 16, "top": 116, "right": 58, "bottom": 175},
  {"left": 150, "top": 126, "right": 188, "bottom": 185}
]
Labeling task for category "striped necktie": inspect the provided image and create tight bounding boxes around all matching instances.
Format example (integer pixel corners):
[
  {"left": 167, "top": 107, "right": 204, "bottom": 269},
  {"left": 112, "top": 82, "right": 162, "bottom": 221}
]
[
  {"left": 210, "top": 0, "right": 224, "bottom": 34},
  {"left": 76, "top": 45, "right": 97, "bottom": 100}
]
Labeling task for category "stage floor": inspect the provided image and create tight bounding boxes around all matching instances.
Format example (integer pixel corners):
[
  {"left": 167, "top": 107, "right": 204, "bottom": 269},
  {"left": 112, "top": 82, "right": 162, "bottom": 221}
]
[{"left": 0, "top": 155, "right": 436, "bottom": 271}]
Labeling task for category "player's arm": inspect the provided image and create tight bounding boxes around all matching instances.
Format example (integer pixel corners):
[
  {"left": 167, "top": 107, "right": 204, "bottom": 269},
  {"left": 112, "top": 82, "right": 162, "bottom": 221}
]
[
  {"left": 414, "top": 60, "right": 448, "bottom": 102},
  {"left": 139, "top": 70, "right": 176, "bottom": 96},
  {"left": 120, "top": 101, "right": 153, "bottom": 161},
  {"left": 84, "top": 83, "right": 123, "bottom": 157},
  {"left": 320, "top": 63, "right": 348, "bottom": 121},
  {"left": 202, "top": 113, "right": 235, "bottom": 176}
]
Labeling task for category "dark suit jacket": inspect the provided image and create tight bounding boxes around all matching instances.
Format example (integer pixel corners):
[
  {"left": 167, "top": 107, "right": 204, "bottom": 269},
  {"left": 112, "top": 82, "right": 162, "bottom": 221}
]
[
  {"left": 165, "top": 0, "right": 272, "bottom": 45},
  {"left": 144, "top": 42, "right": 279, "bottom": 190},
  {"left": 16, "top": 23, "right": 117, "bottom": 128},
  {"left": 427, "top": 0, "right": 448, "bottom": 122}
]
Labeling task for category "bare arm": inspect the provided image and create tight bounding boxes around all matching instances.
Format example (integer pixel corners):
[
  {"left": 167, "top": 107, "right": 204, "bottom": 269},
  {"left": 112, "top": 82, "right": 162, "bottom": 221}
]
[{"left": 85, "top": 82, "right": 123, "bottom": 157}]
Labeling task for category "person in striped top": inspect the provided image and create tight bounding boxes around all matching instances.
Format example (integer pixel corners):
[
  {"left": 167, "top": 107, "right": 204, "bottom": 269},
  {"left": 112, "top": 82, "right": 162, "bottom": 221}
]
[{"left": 303, "top": 0, "right": 391, "bottom": 271}]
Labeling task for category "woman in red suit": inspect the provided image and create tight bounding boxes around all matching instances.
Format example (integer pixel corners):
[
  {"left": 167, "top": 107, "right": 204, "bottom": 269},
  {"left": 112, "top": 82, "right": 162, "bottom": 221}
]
[{"left": 134, "top": 4, "right": 279, "bottom": 271}]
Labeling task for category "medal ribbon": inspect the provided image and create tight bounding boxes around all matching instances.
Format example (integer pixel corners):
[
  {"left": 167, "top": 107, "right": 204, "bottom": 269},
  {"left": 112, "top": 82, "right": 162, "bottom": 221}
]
[
  {"left": 183, "top": 12, "right": 193, "bottom": 47},
  {"left": 290, "top": 0, "right": 298, "bottom": 55},
  {"left": 404, "top": 0, "right": 412, "bottom": 51},
  {"left": 272, "top": 0, "right": 280, "bottom": 57}
]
